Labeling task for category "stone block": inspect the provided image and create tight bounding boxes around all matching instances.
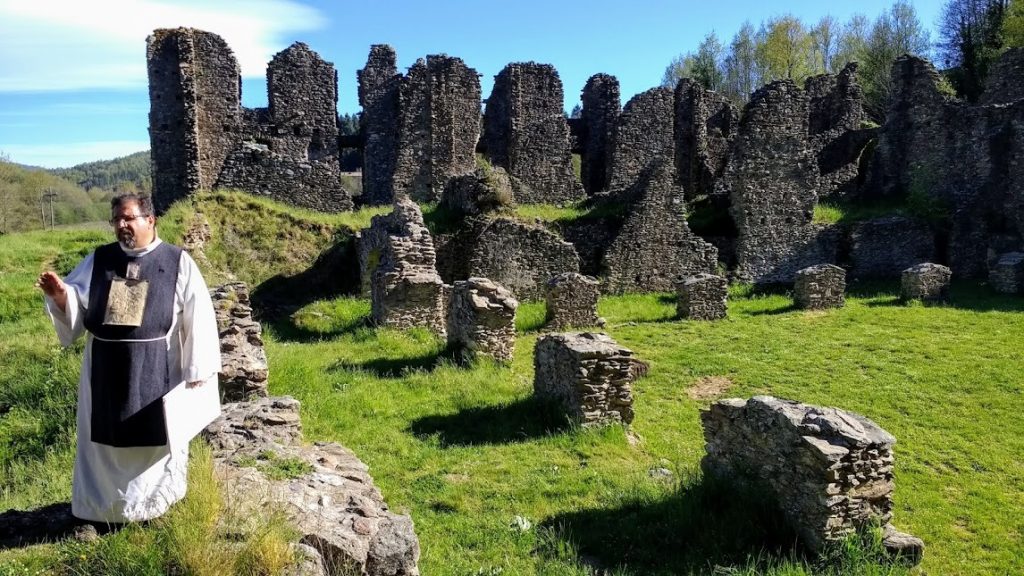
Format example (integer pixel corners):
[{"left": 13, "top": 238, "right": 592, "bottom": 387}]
[
  {"left": 901, "top": 263, "right": 951, "bottom": 301},
  {"left": 701, "top": 396, "right": 920, "bottom": 561},
  {"left": 545, "top": 273, "right": 602, "bottom": 329},
  {"left": 675, "top": 273, "right": 728, "bottom": 320},
  {"left": 534, "top": 332, "right": 636, "bottom": 426},
  {"left": 446, "top": 277, "right": 518, "bottom": 363},
  {"left": 989, "top": 252, "right": 1024, "bottom": 294},
  {"left": 212, "top": 282, "right": 269, "bottom": 400},
  {"left": 794, "top": 264, "right": 846, "bottom": 310}
]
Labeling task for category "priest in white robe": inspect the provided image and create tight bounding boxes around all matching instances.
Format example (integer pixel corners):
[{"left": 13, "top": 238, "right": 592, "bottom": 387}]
[{"left": 37, "top": 193, "right": 222, "bottom": 523}]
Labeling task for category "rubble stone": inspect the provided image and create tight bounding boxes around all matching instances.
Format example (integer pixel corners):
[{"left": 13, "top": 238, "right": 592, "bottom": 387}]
[
  {"left": 545, "top": 273, "right": 602, "bottom": 329},
  {"left": 675, "top": 273, "right": 728, "bottom": 320},
  {"left": 901, "top": 263, "right": 952, "bottom": 302},
  {"left": 533, "top": 332, "right": 636, "bottom": 426},
  {"left": 794, "top": 264, "right": 846, "bottom": 310},
  {"left": 580, "top": 73, "right": 621, "bottom": 194},
  {"left": 211, "top": 282, "right": 269, "bottom": 400},
  {"left": 701, "top": 396, "right": 920, "bottom": 560},
  {"left": 446, "top": 277, "right": 518, "bottom": 363},
  {"left": 440, "top": 166, "right": 515, "bottom": 216}
]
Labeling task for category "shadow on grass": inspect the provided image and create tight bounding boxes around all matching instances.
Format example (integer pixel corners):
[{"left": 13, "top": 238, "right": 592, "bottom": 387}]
[
  {"left": 329, "top": 345, "right": 458, "bottom": 377},
  {"left": 408, "top": 396, "right": 571, "bottom": 446},
  {"left": 859, "top": 281, "right": 1024, "bottom": 312},
  {"left": 264, "top": 312, "right": 372, "bottom": 344},
  {"left": 540, "top": 473, "right": 812, "bottom": 575},
  {"left": 0, "top": 502, "right": 120, "bottom": 549}
]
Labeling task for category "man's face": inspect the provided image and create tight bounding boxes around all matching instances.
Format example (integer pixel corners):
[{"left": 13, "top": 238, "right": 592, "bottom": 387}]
[{"left": 110, "top": 201, "right": 156, "bottom": 249}]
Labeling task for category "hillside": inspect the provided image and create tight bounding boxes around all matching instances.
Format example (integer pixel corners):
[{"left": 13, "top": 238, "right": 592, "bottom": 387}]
[{"left": 49, "top": 150, "right": 151, "bottom": 193}]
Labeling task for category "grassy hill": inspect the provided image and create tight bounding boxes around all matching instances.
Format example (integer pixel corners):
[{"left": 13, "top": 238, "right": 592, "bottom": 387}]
[{"left": 1, "top": 192, "right": 1022, "bottom": 575}]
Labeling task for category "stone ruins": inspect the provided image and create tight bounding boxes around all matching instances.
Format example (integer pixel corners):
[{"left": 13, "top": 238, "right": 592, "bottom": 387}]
[
  {"left": 901, "top": 263, "right": 952, "bottom": 302},
  {"left": 204, "top": 396, "right": 421, "bottom": 575},
  {"left": 701, "top": 396, "right": 923, "bottom": 562},
  {"left": 544, "top": 272, "right": 602, "bottom": 329},
  {"left": 793, "top": 264, "right": 846, "bottom": 310},
  {"left": 534, "top": 332, "right": 637, "bottom": 427},
  {"left": 446, "top": 277, "right": 518, "bottom": 363},
  {"left": 675, "top": 273, "right": 728, "bottom": 320},
  {"left": 148, "top": 30, "right": 1024, "bottom": 296},
  {"left": 211, "top": 282, "right": 269, "bottom": 400}
]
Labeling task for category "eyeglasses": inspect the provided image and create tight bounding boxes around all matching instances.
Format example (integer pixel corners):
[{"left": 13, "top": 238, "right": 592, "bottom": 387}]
[{"left": 109, "top": 214, "right": 147, "bottom": 226}]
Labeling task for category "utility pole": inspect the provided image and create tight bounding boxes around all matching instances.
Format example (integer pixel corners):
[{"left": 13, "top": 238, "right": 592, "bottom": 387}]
[{"left": 42, "top": 189, "right": 58, "bottom": 229}]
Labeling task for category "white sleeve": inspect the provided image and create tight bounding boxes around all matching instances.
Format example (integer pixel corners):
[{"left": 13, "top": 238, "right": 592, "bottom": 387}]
[
  {"left": 44, "top": 253, "right": 94, "bottom": 347},
  {"left": 177, "top": 251, "right": 222, "bottom": 382}
]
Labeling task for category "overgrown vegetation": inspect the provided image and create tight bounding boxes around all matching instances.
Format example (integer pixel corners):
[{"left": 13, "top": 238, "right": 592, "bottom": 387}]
[{"left": 3, "top": 209, "right": 1023, "bottom": 573}]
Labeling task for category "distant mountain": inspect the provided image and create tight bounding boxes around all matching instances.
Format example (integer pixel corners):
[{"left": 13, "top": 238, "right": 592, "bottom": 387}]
[{"left": 50, "top": 150, "right": 151, "bottom": 193}]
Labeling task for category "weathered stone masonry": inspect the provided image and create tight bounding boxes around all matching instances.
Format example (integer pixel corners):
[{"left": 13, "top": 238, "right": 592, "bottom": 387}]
[
  {"left": 358, "top": 45, "right": 401, "bottom": 206},
  {"left": 580, "top": 73, "right": 621, "bottom": 194}
]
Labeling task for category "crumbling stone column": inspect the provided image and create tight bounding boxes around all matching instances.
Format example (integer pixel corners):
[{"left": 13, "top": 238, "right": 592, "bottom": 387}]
[
  {"left": 607, "top": 87, "right": 675, "bottom": 197},
  {"left": 358, "top": 45, "right": 401, "bottom": 206},
  {"left": 545, "top": 273, "right": 602, "bottom": 329},
  {"left": 701, "top": 396, "right": 923, "bottom": 562},
  {"left": 360, "top": 199, "right": 446, "bottom": 336},
  {"left": 211, "top": 282, "right": 269, "bottom": 400},
  {"left": 675, "top": 273, "right": 728, "bottom": 320},
  {"left": 989, "top": 252, "right": 1024, "bottom": 294},
  {"left": 901, "top": 263, "right": 952, "bottom": 302},
  {"left": 446, "top": 277, "right": 518, "bottom": 363},
  {"left": 580, "top": 74, "right": 621, "bottom": 194},
  {"left": 533, "top": 332, "right": 636, "bottom": 427},
  {"left": 675, "top": 79, "right": 738, "bottom": 202},
  {"left": 805, "top": 63, "right": 869, "bottom": 202},
  {"left": 203, "top": 396, "right": 421, "bottom": 575},
  {"left": 482, "top": 62, "right": 584, "bottom": 204},
  {"left": 440, "top": 166, "right": 515, "bottom": 216},
  {"left": 794, "top": 264, "right": 846, "bottom": 310}
]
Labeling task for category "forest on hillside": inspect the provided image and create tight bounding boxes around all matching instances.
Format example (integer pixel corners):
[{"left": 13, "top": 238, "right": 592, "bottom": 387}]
[{"left": 0, "top": 151, "right": 151, "bottom": 234}]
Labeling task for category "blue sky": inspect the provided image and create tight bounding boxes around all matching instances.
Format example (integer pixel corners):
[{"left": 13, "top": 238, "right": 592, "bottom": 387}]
[{"left": 0, "top": 0, "right": 942, "bottom": 168}]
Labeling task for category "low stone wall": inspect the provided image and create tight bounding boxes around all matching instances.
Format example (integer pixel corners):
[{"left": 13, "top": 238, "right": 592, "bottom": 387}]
[
  {"left": 794, "top": 264, "right": 846, "bottom": 310},
  {"left": 545, "top": 272, "right": 602, "bottom": 329},
  {"left": 901, "top": 263, "right": 951, "bottom": 302},
  {"left": 203, "top": 396, "right": 421, "bottom": 576},
  {"left": 701, "top": 396, "right": 922, "bottom": 561},
  {"left": 675, "top": 273, "right": 728, "bottom": 320},
  {"left": 989, "top": 252, "right": 1024, "bottom": 294},
  {"left": 211, "top": 282, "right": 269, "bottom": 400},
  {"left": 849, "top": 217, "right": 935, "bottom": 279},
  {"left": 534, "top": 332, "right": 636, "bottom": 426},
  {"left": 446, "top": 277, "right": 518, "bottom": 363}
]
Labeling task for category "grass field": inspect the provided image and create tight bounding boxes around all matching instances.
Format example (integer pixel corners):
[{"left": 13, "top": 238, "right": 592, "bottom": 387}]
[{"left": 1, "top": 201, "right": 1022, "bottom": 575}]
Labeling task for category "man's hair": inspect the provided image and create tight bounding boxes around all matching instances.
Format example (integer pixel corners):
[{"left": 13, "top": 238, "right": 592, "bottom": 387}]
[{"left": 110, "top": 193, "right": 155, "bottom": 217}]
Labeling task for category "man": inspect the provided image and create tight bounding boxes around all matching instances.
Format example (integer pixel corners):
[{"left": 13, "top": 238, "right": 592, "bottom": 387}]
[{"left": 36, "top": 193, "right": 221, "bottom": 523}]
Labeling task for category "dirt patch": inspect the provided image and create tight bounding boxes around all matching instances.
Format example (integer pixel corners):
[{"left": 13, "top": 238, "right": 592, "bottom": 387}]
[{"left": 686, "top": 375, "right": 734, "bottom": 400}]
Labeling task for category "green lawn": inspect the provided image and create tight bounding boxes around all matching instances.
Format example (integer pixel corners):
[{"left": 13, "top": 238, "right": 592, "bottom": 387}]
[{"left": 1, "top": 225, "right": 1022, "bottom": 575}]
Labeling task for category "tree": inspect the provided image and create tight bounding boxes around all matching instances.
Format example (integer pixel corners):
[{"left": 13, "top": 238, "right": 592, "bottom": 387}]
[
  {"left": 1004, "top": 0, "right": 1024, "bottom": 45},
  {"left": 833, "top": 13, "right": 871, "bottom": 70},
  {"left": 811, "top": 15, "right": 840, "bottom": 73},
  {"left": 722, "top": 21, "right": 760, "bottom": 104},
  {"left": 860, "top": 0, "right": 933, "bottom": 120},
  {"left": 692, "top": 32, "right": 725, "bottom": 91},
  {"left": 337, "top": 112, "right": 361, "bottom": 136},
  {"left": 756, "top": 15, "right": 815, "bottom": 84},
  {"left": 938, "top": 0, "right": 1009, "bottom": 101},
  {"left": 661, "top": 52, "right": 694, "bottom": 88},
  {"left": 569, "top": 104, "right": 582, "bottom": 119}
]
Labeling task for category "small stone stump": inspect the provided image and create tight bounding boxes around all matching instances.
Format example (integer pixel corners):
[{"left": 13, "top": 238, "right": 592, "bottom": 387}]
[
  {"left": 701, "top": 396, "right": 923, "bottom": 562},
  {"left": 211, "top": 282, "right": 269, "bottom": 400},
  {"left": 440, "top": 166, "right": 515, "bottom": 216},
  {"left": 989, "top": 252, "right": 1024, "bottom": 294},
  {"left": 446, "top": 277, "right": 518, "bottom": 363},
  {"left": 794, "top": 264, "right": 846, "bottom": 310},
  {"left": 901, "top": 263, "right": 952, "bottom": 302},
  {"left": 675, "top": 273, "right": 728, "bottom": 320},
  {"left": 545, "top": 272, "right": 602, "bottom": 329},
  {"left": 534, "top": 332, "right": 636, "bottom": 427}
]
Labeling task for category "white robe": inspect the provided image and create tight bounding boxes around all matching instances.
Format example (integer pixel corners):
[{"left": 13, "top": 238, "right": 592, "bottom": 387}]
[{"left": 45, "top": 238, "right": 222, "bottom": 523}]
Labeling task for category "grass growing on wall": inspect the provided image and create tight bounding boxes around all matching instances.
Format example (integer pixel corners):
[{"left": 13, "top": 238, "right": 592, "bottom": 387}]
[{"left": 2, "top": 205, "right": 1023, "bottom": 575}]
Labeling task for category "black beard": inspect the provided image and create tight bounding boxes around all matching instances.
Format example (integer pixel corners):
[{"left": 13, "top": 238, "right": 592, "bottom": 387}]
[{"left": 119, "top": 232, "right": 136, "bottom": 248}]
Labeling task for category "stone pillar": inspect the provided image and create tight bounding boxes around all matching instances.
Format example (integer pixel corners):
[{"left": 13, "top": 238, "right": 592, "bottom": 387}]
[
  {"left": 901, "top": 263, "right": 952, "bottom": 302},
  {"left": 675, "top": 273, "right": 728, "bottom": 320},
  {"left": 675, "top": 79, "right": 738, "bottom": 202},
  {"left": 358, "top": 45, "right": 401, "bottom": 206},
  {"left": 211, "top": 282, "right": 269, "bottom": 400},
  {"left": 701, "top": 396, "right": 923, "bottom": 562},
  {"left": 446, "top": 277, "right": 518, "bottom": 363},
  {"left": 545, "top": 273, "right": 602, "bottom": 329},
  {"left": 606, "top": 87, "right": 674, "bottom": 197},
  {"left": 580, "top": 73, "right": 621, "bottom": 194},
  {"left": 794, "top": 264, "right": 846, "bottom": 310},
  {"left": 533, "top": 332, "right": 636, "bottom": 427},
  {"left": 989, "top": 252, "right": 1024, "bottom": 294}
]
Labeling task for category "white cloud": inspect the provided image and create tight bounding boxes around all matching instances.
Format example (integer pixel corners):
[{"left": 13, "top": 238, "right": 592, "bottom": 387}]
[
  {"left": 2, "top": 140, "right": 151, "bottom": 168},
  {"left": 0, "top": 0, "right": 326, "bottom": 92}
]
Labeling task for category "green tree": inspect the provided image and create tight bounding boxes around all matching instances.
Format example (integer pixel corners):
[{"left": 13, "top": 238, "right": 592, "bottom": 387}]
[
  {"left": 756, "top": 15, "right": 815, "bottom": 83},
  {"left": 833, "top": 13, "right": 871, "bottom": 70},
  {"left": 939, "top": 0, "right": 1010, "bottom": 101},
  {"left": 1004, "top": 0, "right": 1024, "bottom": 45},
  {"left": 662, "top": 52, "right": 696, "bottom": 88},
  {"left": 860, "top": 0, "right": 933, "bottom": 120},
  {"left": 811, "top": 15, "right": 840, "bottom": 73},
  {"left": 722, "top": 21, "right": 760, "bottom": 104}
]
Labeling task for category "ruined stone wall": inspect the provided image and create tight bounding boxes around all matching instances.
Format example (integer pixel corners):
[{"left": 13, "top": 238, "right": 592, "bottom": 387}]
[
  {"left": 603, "top": 158, "right": 717, "bottom": 293},
  {"left": 358, "top": 45, "right": 401, "bottom": 205},
  {"left": 446, "top": 278, "right": 518, "bottom": 363},
  {"left": 148, "top": 28, "right": 241, "bottom": 214},
  {"left": 701, "top": 396, "right": 919, "bottom": 555},
  {"left": 211, "top": 282, "right": 269, "bottom": 401},
  {"left": 580, "top": 74, "right": 621, "bottom": 194},
  {"left": 607, "top": 87, "right": 675, "bottom": 196},
  {"left": 722, "top": 80, "right": 836, "bottom": 283},
  {"left": 266, "top": 43, "right": 340, "bottom": 162},
  {"left": 867, "top": 54, "right": 1024, "bottom": 278},
  {"left": 435, "top": 217, "right": 580, "bottom": 301},
  {"left": 849, "top": 216, "right": 935, "bottom": 279},
  {"left": 980, "top": 47, "right": 1024, "bottom": 105},
  {"left": 482, "top": 63, "right": 583, "bottom": 204},
  {"left": 394, "top": 56, "right": 481, "bottom": 202},
  {"left": 805, "top": 63, "right": 870, "bottom": 202},
  {"left": 534, "top": 332, "right": 636, "bottom": 426},
  {"left": 675, "top": 79, "right": 738, "bottom": 201}
]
